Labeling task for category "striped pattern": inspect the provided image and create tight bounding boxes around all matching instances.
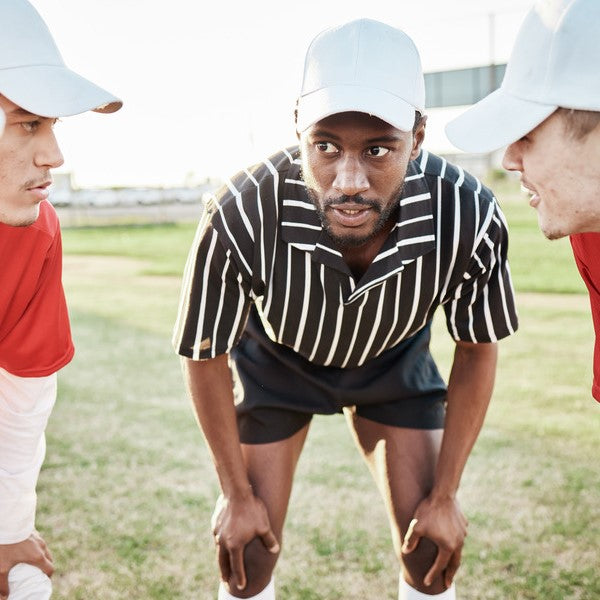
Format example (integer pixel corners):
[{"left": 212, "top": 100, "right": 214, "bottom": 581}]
[{"left": 173, "top": 147, "right": 518, "bottom": 368}]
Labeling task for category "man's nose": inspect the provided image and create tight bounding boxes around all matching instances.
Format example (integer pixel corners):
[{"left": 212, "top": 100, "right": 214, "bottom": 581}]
[
  {"left": 34, "top": 130, "right": 64, "bottom": 170},
  {"left": 332, "top": 156, "right": 369, "bottom": 197},
  {"left": 502, "top": 142, "right": 523, "bottom": 172}
]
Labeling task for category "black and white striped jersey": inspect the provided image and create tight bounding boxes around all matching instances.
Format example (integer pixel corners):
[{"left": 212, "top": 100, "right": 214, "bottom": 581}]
[{"left": 173, "top": 147, "right": 518, "bottom": 368}]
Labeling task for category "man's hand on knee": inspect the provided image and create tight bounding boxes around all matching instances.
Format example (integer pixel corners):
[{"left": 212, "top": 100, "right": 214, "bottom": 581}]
[
  {"left": 211, "top": 493, "right": 280, "bottom": 592},
  {"left": 401, "top": 495, "right": 468, "bottom": 589},
  {"left": 0, "top": 531, "right": 53, "bottom": 599}
]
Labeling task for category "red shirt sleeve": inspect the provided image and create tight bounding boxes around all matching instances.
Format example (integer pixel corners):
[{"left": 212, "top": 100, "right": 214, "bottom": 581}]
[{"left": 0, "top": 201, "right": 74, "bottom": 377}]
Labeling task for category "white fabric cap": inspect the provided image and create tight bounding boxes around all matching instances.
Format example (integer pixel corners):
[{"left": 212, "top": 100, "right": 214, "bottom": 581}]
[
  {"left": 0, "top": 0, "right": 122, "bottom": 117},
  {"left": 296, "top": 18, "right": 425, "bottom": 133},
  {"left": 446, "top": 0, "right": 600, "bottom": 153}
]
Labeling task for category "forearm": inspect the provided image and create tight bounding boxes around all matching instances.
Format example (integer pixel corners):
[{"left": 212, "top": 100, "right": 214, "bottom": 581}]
[
  {"left": 431, "top": 341, "right": 498, "bottom": 500},
  {"left": 181, "top": 355, "right": 252, "bottom": 500}
]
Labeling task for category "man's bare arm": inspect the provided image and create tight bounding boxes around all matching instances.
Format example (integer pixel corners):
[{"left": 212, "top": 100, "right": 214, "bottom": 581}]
[
  {"left": 402, "top": 341, "right": 498, "bottom": 588},
  {"left": 181, "top": 355, "right": 279, "bottom": 591}
]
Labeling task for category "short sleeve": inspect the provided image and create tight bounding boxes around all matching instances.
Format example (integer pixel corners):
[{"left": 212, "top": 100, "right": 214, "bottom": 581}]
[
  {"left": 444, "top": 201, "right": 518, "bottom": 343},
  {"left": 173, "top": 218, "right": 253, "bottom": 360}
]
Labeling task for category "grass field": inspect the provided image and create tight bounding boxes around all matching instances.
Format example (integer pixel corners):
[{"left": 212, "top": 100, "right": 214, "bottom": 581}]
[{"left": 40, "top": 182, "right": 600, "bottom": 599}]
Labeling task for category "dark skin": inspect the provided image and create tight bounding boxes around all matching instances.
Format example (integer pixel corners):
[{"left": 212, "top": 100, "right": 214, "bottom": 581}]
[
  {"left": 301, "top": 112, "right": 420, "bottom": 278},
  {"left": 183, "top": 111, "right": 498, "bottom": 596}
]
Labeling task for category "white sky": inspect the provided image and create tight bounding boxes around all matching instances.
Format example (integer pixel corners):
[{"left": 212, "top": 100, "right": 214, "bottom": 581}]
[{"left": 31, "top": 0, "right": 532, "bottom": 188}]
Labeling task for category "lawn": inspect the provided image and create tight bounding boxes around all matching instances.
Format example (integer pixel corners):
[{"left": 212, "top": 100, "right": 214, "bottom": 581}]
[{"left": 40, "top": 183, "right": 600, "bottom": 599}]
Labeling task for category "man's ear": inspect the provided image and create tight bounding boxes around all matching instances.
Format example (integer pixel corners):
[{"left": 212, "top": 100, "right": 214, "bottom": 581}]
[
  {"left": 294, "top": 102, "right": 300, "bottom": 139},
  {"left": 410, "top": 115, "right": 427, "bottom": 160}
]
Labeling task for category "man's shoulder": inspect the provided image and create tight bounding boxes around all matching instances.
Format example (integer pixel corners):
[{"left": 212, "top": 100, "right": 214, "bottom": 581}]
[
  {"left": 0, "top": 201, "right": 59, "bottom": 244},
  {"left": 418, "top": 150, "right": 494, "bottom": 200},
  {"left": 31, "top": 201, "right": 60, "bottom": 236},
  {"left": 215, "top": 146, "right": 300, "bottom": 207}
]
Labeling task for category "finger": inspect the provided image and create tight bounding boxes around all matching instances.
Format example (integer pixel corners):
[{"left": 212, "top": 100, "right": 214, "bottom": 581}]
[
  {"left": 37, "top": 553, "right": 54, "bottom": 578},
  {"left": 229, "top": 546, "right": 247, "bottom": 591},
  {"left": 211, "top": 495, "right": 225, "bottom": 531},
  {"left": 24, "top": 540, "right": 54, "bottom": 578},
  {"left": 444, "top": 548, "right": 462, "bottom": 588},
  {"left": 401, "top": 519, "right": 420, "bottom": 554},
  {"left": 424, "top": 549, "right": 451, "bottom": 587},
  {"left": 31, "top": 530, "right": 43, "bottom": 542},
  {"left": 217, "top": 543, "right": 231, "bottom": 583},
  {"left": 0, "top": 572, "right": 9, "bottom": 599},
  {"left": 260, "top": 529, "right": 280, "bottom": 554}
]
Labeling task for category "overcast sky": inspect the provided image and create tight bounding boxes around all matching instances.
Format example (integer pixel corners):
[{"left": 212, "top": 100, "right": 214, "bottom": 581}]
[{"left": 31, "top": 0, "right": 532, "bottom": 188}]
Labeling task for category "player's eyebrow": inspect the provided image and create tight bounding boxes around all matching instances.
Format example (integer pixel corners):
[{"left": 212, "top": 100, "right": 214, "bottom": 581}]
[
  {"left": 310, "top": 129, "right": 404, "bottom": 144},
  {"left": 6, "top": 106, "right": 41, "bottom": 118}
]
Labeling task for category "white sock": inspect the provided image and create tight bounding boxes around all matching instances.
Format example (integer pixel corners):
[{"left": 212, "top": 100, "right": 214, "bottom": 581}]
[
  {"left": 218, "top": 577, "right": 275, "bottom": 600},
  {"left": 7, "top": 563, "right": 52, "bottom": 600},
  {"left": 399, "top": 577, "right": 455, "bottom": 599}
]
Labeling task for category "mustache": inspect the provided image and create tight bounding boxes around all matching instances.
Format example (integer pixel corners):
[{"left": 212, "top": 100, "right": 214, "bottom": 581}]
[
  {"left": 322, "top": 195, "right": 381, "bottom": 211},
  {"left": 22, "top": 173, "right": 51, "bottom": 190}
]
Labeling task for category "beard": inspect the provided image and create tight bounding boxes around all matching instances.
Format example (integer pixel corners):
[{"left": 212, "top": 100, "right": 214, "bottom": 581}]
[{"left": 306, "top": 184, "right": 404, "bottom": 249}]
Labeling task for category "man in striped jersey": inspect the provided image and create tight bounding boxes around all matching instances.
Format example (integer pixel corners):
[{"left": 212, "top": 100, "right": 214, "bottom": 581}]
[
  {"left": 174, "top": 18, "right": 517, "bottom": 600},
  {"left": 447, "top": 0, "right": 600, "bottom": 406}
]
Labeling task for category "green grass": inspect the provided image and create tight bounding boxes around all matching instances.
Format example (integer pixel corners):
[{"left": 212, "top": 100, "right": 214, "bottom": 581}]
[
  {"left": 41, "top": 196, "right": 600, "bottom": 599},
  {"left": 62, "top": 222, "right": 197, "bottom": 276}
]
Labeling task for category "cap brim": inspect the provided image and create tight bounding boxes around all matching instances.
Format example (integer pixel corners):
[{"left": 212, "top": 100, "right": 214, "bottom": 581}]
[
  {"left": 0, "top": 64, "right": 122, "bottom": 117},
  {"left": 296, "top": 85, "right": 417, "bottom": 133},
  {"left": 445, "top": 88, "right": 556, "bottom": 153}
]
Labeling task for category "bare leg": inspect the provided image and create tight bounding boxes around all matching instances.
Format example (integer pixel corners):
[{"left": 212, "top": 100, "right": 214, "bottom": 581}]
[
  {"left": 344, "top": 408, "right": 446, "bottom": 594},
  {"left": 220, "top": 423, "right": 310, "bottom": 598}
]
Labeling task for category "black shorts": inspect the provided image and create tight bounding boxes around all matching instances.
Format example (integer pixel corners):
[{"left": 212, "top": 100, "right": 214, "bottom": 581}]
[{"left": 231, "top": 309, "right": 447, "bottom": 444}]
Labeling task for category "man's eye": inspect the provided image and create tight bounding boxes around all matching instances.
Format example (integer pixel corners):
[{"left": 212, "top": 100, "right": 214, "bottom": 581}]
[
  {"left": 367, "top": 146, "right": 389, "bottom": 157},
  {"left": 21, "top": 121, "right": 41, "bottom": 133},
  {"left": 316, "top": 142, "right": 337, "bottom": 153}
]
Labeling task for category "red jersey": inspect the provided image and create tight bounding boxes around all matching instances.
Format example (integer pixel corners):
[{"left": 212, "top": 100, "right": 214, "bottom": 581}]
[
  {"left": 0, "top": 201, "right": 74, "bottom": 377},
  {"left": 570, "top": 232, "right": 600, "bottom": 403}
]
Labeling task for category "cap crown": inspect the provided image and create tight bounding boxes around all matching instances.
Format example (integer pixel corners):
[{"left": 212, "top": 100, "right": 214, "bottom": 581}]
[
  {"left": 300, "top": 18, "right": 425, "bottom": 111},
  {"left": 504, "top": 0, "right": 600, "bottom": 110},
  {"left": 0, "top": 0, "right": 65, "bottom": 71}
]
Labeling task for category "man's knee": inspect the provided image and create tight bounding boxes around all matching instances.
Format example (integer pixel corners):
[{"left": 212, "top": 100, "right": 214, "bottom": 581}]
[
  {"left": 224, "top": 537, "right": 280, "bottom": 598},
  {"left": 400, "top": 537, "right": 445, "bottom": 594}
]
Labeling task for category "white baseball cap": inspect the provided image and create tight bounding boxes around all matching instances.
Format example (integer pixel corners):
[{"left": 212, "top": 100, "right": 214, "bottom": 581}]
[
  {"left": 446, "top": 0, "right": 600, "bottom": 153},
  {"left": 0, "top": 0, "right": 122, "bottom": 118},
  {"left": 296, "top": 18, "right": 425, "bottom": 133}
]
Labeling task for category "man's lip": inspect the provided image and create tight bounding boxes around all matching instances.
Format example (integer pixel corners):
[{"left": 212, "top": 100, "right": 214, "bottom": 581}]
[
  {"left": 520, "top": 179, "right": 536, "bottom": 194},
  {"left": 329, "top": 205, "right": 373, "bottom": 227},
  {"left": 521, "top": 181, "right": 540, "bottom": 208},
  {"left": 329, "top": 203, "right": 371, "bottom": 212},
  {"left": 27, "top": 181, "right": 52, "bottom": 190}
]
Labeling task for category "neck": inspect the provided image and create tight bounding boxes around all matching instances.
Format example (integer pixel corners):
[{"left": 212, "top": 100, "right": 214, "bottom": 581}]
[{"left": 340, "top": 219, "right": 394, "bottom": 280}]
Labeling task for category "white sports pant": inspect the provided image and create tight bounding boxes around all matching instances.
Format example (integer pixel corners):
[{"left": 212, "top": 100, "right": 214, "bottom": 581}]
[
  {"left": 0, "top": 368, "right": 57, "bottom": 598},
  {"left": 7, "top": 564, "right": 52, "bottom": 599}
]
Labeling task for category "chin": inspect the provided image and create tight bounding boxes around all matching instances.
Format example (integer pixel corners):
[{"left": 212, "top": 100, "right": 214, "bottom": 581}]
[
  {"left": 0, "top": 204, "right": 41, "bottom": 227},
  {"left": 539, "top": 216, "right": 568, "bottom": 241}
]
